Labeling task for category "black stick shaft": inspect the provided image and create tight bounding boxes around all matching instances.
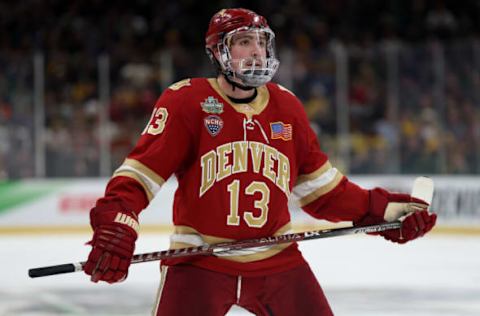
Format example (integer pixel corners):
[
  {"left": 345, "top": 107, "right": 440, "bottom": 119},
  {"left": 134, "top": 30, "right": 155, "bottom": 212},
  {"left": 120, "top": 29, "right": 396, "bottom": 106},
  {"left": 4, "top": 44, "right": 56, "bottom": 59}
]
[{"left": 28, "top": 221, "right": 401, "bottom": 278}]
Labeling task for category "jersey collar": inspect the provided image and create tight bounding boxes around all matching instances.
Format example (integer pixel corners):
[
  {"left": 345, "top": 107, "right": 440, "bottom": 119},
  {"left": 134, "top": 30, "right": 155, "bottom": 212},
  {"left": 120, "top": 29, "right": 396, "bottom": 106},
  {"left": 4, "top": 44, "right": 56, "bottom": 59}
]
[{"left": 207, "top": 78, "right": 270, "bottom": 119}]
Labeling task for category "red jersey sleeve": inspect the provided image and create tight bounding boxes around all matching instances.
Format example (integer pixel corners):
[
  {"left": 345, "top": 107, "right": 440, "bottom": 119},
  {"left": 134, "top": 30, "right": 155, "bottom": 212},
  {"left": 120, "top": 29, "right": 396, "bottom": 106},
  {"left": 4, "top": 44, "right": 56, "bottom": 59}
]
[
  {"left": 113, "top": 80, "right": 195, "bottom": 199},
  {"left": 93, "top": 79, "right": 195, "bottom": 215},
  {"left": 293, "top": 103, "right": 369, "bottom": 222}
]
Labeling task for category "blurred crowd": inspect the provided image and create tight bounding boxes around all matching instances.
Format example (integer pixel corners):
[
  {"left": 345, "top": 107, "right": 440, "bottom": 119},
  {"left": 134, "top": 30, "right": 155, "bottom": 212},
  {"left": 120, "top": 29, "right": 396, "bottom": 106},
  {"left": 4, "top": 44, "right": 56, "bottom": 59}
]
[{"left": 1, "top": 0, "right": 480, "bottom": 179}]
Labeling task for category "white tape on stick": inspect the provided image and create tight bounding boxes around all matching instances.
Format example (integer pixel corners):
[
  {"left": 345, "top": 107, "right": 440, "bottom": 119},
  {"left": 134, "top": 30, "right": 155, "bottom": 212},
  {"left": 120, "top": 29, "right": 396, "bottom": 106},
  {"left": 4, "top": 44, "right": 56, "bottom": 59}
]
[{"left": 411, "top": 176, "right": 434, "bottom": 207}]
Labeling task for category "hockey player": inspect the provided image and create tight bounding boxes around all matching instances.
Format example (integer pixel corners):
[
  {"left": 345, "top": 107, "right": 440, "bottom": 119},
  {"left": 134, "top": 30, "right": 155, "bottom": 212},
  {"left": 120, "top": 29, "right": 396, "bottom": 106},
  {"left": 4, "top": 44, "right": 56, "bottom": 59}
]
[{"left": 84, "top": 8, "right": 436, "bottom": 316}]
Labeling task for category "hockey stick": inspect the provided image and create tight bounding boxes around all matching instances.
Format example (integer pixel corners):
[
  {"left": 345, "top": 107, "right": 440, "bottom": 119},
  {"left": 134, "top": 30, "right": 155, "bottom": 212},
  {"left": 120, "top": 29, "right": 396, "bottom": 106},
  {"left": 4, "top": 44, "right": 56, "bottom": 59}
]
[
  {"left": 28, "top": 176, "right": 434, "bottom": 279},
  {"left": 28, "top": 221, "right": 401, "bottom": 278}
]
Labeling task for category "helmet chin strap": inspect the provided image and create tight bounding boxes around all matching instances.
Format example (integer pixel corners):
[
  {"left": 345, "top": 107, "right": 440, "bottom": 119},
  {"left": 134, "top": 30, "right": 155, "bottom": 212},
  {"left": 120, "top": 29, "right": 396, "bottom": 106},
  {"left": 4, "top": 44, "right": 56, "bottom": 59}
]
[{"left": 223, "top": 73, "right": 256, "bottom": 91}]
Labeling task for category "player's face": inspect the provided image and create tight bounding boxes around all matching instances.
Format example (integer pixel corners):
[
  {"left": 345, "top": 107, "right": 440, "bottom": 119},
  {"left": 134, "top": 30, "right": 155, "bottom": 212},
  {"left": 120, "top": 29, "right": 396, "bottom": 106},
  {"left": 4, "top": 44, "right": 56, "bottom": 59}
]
[{"left": 228, "top": 30, "right": 268, "bottom": 74}]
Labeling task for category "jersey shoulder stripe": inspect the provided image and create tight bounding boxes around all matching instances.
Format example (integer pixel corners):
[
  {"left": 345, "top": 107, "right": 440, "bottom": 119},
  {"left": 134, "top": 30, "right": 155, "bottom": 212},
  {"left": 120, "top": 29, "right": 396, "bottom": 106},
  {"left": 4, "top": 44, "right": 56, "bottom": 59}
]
[
  {"left": 276, "top": 83, "right": 296, "bottom": 96},
  {"left": 292, "top": 160, "right": 344, "bottom": 207},
  {"left": 112, "top": 158, "right": 166, "bottom": 201},
  {"left": 168, "top": 78, "right": 192, "bottom": 91},
  {"left": 162, "top": 78, "right": 214, "bottom": 110}
]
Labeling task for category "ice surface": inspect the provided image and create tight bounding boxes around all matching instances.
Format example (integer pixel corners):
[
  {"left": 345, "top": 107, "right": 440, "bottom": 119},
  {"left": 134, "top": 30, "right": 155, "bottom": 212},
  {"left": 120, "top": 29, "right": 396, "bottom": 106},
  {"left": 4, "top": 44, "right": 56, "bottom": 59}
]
[{"left": 1, "top": 233, "right": 479, "bottom": 315}]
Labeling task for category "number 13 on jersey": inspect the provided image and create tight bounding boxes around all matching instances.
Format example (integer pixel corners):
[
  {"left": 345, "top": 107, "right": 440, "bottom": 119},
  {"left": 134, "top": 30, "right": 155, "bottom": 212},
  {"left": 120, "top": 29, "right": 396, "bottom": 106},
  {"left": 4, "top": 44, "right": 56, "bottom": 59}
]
[
  {"left": 227, "top": 180, "right": 270, "bottom": 228},
  {"left": 142, "top": 107, "right": 168, "bottom": 136}
]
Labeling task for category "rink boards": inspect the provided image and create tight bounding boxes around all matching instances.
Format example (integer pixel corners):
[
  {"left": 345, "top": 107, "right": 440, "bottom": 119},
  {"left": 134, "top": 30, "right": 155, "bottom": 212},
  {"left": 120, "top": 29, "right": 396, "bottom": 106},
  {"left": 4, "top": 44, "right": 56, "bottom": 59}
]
[{"left": 0, "top": 176, "right": 479, "bottom": 234}]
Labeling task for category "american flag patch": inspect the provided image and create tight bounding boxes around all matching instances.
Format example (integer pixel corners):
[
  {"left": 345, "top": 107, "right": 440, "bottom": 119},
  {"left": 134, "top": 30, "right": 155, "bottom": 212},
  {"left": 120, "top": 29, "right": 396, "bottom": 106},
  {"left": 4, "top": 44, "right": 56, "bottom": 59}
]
[{"left": 270, "top": 122, "right": 292, "bottom": 141}]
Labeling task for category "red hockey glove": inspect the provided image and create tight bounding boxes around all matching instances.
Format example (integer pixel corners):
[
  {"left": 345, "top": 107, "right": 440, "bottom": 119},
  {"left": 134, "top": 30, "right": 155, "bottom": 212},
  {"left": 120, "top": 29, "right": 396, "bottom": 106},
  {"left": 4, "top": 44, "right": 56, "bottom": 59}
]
[
  {"left": 84, "top": 209, "right": 138, "bottom": 283},
  {"left": 355, "top": 188, "right": 436, "bottom": 243},
  {"left": 381, "top": 210, "right": 437, "bottom": 244}
]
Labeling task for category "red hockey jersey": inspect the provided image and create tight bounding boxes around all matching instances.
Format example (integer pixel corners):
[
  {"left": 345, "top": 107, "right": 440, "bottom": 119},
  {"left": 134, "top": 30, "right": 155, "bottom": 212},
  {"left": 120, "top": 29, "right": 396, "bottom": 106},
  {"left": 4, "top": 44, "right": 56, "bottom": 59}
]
[{"left": 101, "top": 78, "right": 371, "bottom": 276}]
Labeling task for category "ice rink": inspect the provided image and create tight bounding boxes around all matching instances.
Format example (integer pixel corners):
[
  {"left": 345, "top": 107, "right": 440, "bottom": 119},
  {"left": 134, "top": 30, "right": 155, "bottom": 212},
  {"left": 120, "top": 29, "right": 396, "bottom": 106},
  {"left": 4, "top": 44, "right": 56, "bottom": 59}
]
[{"left": 1, "top": 231, "right": 480, "bottom": 316}]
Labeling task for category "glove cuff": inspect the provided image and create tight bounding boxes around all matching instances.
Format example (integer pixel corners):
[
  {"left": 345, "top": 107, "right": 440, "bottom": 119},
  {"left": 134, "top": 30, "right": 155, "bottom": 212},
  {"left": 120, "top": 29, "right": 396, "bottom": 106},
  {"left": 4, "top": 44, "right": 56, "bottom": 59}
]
[
  {"left": 368, "top": 188, "right": 391, "bottom": 219},
  {"left": 90, "top": 206, "right": 139, "bottom": 237}
]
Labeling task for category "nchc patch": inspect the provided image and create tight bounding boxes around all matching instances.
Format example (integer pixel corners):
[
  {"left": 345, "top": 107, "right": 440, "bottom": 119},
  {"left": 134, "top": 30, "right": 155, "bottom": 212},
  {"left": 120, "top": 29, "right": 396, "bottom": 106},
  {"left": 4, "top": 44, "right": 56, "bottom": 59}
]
[{"left": 204, "top": 115, "right": 224, "bottom": 136}]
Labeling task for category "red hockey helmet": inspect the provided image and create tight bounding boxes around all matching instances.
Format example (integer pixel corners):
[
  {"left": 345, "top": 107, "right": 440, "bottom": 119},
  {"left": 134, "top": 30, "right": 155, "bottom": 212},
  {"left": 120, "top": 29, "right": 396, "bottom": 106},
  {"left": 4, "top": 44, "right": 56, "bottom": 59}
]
[{"left": 205, "top": 8, "right": 279, "bottom": 88}]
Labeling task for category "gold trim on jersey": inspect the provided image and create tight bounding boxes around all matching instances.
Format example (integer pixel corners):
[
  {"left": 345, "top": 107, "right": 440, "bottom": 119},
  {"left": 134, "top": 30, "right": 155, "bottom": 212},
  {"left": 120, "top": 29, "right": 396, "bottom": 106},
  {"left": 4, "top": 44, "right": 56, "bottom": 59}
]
[
  {"left": 297, "top": 172, "right": 343, "bottom": 206},
  {"left": 276, "top": 83, "right": 296, "bottom": 96},
  {"left": 168, "top": 78, "right": 191, "bottom": 91},
  {"left": 220, "top": 243, "right": 291, "bottom": 263},
  {"left": 112, "top": 171, "right": 154, "bottom": 201},
  {"left": 123, "top": 158, "right": 165, "bottom": 185},
  {"left": 296, "top": 161, "right": 333, "bottom": 186},
  {"left": 292, "top": 163, "right": 344, "bottom": 207},
  {"left": 152, "top": 266, "right": 169, "bottom": 316},
  {"left": 112, "top": 158, "right": 165, "bottom": 201},
  {"left": 207, "top": 78, "right": 270, "bottom": 119},
  {"left": 169, "top": 223, "right": 293, "bottom": 263}
]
